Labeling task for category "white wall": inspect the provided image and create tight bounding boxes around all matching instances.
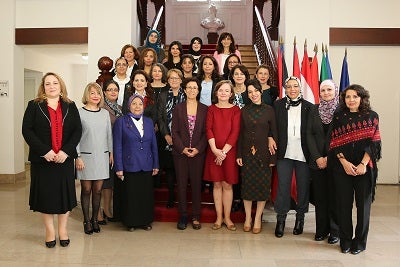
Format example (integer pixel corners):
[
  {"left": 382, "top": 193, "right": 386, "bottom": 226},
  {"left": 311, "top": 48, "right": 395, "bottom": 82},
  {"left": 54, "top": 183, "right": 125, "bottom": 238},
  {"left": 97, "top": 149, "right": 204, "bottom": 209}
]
[{"left": 16, "top": 0, "right": 88, "bottom": 27}]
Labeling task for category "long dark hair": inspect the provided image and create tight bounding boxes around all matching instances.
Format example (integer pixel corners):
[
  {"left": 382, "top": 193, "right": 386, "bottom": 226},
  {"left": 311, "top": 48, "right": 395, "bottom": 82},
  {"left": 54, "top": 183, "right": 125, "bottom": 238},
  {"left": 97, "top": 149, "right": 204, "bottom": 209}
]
[
  {"left": 339, "top": 84, "right": 371, "bottom": 115},
  {"left": 216, "top": 32, "right": 237, "bottom": 54},
  {"left": 166, "top": 41, "right": 183, "bottom": 66},
  {"left": 197, "top": 55, "right": 220, "bottom": 81},
  {"left": 223, "top": 54, "right": 241, "bottom": 79}
]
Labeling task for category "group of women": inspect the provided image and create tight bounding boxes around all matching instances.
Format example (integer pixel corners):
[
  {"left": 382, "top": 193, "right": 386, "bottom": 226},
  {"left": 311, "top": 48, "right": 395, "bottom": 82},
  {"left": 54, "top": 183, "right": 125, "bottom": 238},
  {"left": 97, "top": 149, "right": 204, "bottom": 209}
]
[{"left": 22, "top": 29, "right": 381, "bottom": 256}]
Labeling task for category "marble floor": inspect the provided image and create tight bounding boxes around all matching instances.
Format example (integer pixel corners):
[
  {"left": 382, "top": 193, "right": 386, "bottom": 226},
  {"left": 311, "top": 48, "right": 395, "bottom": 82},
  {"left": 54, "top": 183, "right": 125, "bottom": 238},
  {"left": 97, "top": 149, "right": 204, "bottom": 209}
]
[{"left": 0, "top": 177, "right": 399, "bottom": 267}]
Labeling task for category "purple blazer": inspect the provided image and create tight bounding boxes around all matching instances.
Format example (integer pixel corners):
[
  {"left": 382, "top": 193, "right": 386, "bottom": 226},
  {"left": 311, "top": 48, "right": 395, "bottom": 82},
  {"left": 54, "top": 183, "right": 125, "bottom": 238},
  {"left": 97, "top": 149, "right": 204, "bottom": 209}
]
[
  {"left": 171, "top": 102, "right": 208, "bottom": 157},
  {"left": 113, "top": 115, "right": 159, "bottom": 173}
]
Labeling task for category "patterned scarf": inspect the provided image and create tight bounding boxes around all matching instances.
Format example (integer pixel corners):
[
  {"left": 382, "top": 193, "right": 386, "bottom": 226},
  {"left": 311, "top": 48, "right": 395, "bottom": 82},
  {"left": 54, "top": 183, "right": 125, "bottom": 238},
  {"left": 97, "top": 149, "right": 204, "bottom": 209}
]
[
  {"left": 318, "top": 80, "right": 339, "bottom": 124},
  {"left": 285, "top": 94, "right": 302, "bottom": 110},
  {"left": 166, "top": 88, "right": 186, "bottom": 133},
  {"left": 104, "top": 98, "right": 123, "bottom": 118}
]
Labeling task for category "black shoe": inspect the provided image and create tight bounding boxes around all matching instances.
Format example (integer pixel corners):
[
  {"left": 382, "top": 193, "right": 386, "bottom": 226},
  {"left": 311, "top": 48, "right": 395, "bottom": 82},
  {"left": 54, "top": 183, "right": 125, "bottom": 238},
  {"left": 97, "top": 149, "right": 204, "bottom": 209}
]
[
  {"left": 103, "top": 210, "right": 114, "bottom": 221},
  {"left": 97, "top": 219, "right": 107, "bottom": 225},
  {"left": 275, "top": 220, "right": 285, "bottom": 238},
  {"left": 177, "top": 216, "right": 188, "bottom": 230},
  {"left": 293, "top": 219, "right": 304, "bottom": 235},
  {"left": 341, "top": 247, "right": 351, "bottom": 254},
  {"left": 91, "top": 220, "right": 101, "bottom": 233},
  {"left": 314, "top": 234, "right": 328, "bottom": 241},
  {"left": 350, "top": 248, "right": 364, "bottom": 255},
  {"left": 45, "top": 240, "right": 56, "bottom": 248},
  {"left": 328, "top": 236, "right": 339, "bottom": 244},
  {"left": 83, "top": 221, "right": 93, "bottom": 235},
  {"left": 59, "top": 239, "right": 70, "bottom": 247},
  {"left": 141, "top": 224, "right": 152, "bottom": 231},
  {"left": 166, "top": 201, "right": 174, "bottom": 209},
  {"left": 231, "top": 200, "right": 242, "bottom": 212}
]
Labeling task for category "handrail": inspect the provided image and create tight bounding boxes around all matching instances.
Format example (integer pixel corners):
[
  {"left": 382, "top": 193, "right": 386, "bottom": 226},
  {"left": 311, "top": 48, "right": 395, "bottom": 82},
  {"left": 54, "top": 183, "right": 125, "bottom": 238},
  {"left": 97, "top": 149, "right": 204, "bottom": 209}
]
[
  {"left": 151, "top": 5, "right": 164, "bottom": 30},
  {"left": 253, "top": 6, "right": 278, "bottom": 86}
]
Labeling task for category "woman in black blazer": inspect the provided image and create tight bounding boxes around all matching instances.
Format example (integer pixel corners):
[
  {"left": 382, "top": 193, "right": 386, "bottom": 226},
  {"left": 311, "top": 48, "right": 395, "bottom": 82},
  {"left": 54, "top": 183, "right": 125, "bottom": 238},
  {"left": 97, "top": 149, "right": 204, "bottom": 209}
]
[
  {"left": 307, "top": 79, "right": 340, "bottom": 244},
  {"left": 22, "top": 72, "right": 82, "bottom": 248},
  {"left": 171, "top": 77, "right": 208, "bottom": 230},
  {"left": 272, "top": 76, "right": 314, "bottom": 238}
]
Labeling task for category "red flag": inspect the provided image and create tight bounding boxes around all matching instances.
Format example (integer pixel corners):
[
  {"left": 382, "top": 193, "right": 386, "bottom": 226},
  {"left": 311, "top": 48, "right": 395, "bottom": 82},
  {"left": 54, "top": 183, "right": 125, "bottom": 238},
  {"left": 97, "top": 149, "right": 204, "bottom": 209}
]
[
  {"left": 300, "top": 40, "right": 315, "bottom": 104},
  {"left": 310, "top": 44, "right": 320, "bottom": 104}
]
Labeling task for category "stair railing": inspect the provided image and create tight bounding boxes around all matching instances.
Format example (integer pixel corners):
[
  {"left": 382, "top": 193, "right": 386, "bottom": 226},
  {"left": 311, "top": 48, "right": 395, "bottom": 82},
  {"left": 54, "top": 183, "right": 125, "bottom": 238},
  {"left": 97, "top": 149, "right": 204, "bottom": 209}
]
[{"left": 253, "top": 6, "right": 278, "bottom": 87}]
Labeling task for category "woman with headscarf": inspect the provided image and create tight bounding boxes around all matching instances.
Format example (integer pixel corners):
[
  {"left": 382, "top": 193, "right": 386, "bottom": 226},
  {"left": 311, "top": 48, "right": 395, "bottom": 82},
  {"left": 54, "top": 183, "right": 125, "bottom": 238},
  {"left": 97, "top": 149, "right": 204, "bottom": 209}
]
[
  {"left": 188, "top": 37, "right": 203, "bottom": 74},
  {"left": 113, "top": 94, "right": 159, "bottom": 232},
  {"left": 328, "top": 84, "right": 381, "bottom": 255},
  {"left": 307, "top": 79, "right": 340, "bottom": 244},
  {"left": 138, "top": 29, "right": 166, "bottom": 63},
  {"left": 272, "top": 76, "right": 314, "bottom": 238}
]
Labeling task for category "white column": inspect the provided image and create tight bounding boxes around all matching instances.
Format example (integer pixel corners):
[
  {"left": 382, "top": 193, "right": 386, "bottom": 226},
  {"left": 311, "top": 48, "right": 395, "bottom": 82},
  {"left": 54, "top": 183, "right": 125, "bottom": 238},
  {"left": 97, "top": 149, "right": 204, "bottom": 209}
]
[
  {"left": 0, "top": 0, "right": 25, "bottom": 181},
  {"left": 87, "top": 0, "right": 139, "bottom": 83}
]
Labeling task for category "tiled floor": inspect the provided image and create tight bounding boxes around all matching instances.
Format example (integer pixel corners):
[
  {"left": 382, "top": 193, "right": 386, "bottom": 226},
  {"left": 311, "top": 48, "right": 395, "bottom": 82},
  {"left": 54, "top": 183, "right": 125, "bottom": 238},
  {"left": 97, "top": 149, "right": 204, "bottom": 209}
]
[{"left": 0, "top": 175, "right": 399, "bottom": 266}]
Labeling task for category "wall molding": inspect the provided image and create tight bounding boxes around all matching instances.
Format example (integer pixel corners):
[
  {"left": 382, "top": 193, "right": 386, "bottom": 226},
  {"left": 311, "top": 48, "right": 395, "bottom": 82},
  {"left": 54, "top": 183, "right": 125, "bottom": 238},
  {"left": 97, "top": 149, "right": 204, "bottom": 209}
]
[
  {"left": 15, "top": 27, "right": 88, "bottom": 45},
  {"left": 0, "top": 171, "right": 26, "bottom": 184},
  {"left": 330, "top": 28, "right": 400, "bottom": 46}
]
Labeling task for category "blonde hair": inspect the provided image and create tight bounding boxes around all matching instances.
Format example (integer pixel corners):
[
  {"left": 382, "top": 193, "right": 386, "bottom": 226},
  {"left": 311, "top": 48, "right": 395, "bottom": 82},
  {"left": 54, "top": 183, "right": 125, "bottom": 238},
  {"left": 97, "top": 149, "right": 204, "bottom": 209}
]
[
  {"left": 34, "top": 72, "right": 72, "bottom": 103},
  {"left": 81, "top": 82, "right": 104, "bottom": 107}
]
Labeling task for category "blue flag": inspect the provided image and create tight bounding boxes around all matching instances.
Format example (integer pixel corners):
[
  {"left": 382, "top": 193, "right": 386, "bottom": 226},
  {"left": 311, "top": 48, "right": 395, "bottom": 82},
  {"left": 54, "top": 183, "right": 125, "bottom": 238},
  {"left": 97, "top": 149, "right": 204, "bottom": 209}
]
[{"left": 339, "top": 50, "right": 350, "bottom": 92}]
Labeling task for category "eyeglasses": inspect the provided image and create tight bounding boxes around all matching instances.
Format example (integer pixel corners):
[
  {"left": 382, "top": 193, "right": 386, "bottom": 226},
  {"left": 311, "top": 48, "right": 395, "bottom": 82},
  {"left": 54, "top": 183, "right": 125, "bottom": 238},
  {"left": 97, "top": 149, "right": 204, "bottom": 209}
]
[
  {"left": 228, "top": 61, "right": 239, "bottom": 65},
  {"left": 106, "top": 88, "right": 119, "bottom": 92},
  {"left": 186, "top": 86, "right": 198, "bottom": 90},
  {"left": 116, "top": 63, "right": 127, "bottom": 67},
  {"left": 169, "top": 77, "right": 181, "bottom": 81}
]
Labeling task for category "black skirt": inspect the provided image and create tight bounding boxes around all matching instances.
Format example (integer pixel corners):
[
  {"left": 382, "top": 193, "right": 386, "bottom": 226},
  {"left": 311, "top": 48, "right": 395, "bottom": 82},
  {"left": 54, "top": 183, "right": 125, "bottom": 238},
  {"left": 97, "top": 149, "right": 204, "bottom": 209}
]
[
  {"left": 29, "top": 159, "right": 77, "bottom": 214},
  {"left": 121, "top": 171, "right": 154, "bottom": 227}
]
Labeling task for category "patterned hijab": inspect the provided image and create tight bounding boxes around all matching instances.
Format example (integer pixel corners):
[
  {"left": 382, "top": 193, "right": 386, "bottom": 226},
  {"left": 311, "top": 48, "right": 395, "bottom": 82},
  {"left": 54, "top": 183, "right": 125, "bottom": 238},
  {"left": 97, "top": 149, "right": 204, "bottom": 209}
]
[
  {"left": 127, "top": 94, "right": 144, "bottom": 120},
  {"left": 284, "top": 76, "right": 303, "bottom": 110},
  {"left": 318, "top": 79, "right": 339, "bottom": 124}
]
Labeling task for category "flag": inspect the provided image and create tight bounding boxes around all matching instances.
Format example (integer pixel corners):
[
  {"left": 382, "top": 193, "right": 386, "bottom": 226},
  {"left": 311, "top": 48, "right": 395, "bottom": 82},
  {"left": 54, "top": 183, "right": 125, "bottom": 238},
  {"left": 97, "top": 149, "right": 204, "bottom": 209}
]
[
  {"left": 339, "top": 48, "right": 350, "bottom": 92},
  {"left": 277, "top": 37, "right": 288, "bottom": 98},
  {"left": 310, "top": 44, "right": 319, "bottom": 104},
  {"left": 293, "top": 37, "right": 301, "bottom": 79},
  {"left": 320, "top": 44, "right": 333, "bottom": 82},
  {"left": 300, "top": 40, "right": 315, "bottom": 103}
]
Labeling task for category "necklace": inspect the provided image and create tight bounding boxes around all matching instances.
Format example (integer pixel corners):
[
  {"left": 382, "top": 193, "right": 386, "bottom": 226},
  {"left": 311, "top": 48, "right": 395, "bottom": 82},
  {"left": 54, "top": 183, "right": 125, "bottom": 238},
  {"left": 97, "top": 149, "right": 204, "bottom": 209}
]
[{"left": 288, "top": 106, "right": 301, "bottom": 136}]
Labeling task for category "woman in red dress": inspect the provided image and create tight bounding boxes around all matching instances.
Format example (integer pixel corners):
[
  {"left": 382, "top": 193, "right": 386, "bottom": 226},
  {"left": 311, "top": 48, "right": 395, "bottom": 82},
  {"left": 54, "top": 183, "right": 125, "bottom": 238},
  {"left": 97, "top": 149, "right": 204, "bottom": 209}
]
[{"left": 203, "top": 80, "right": 241, "bottom": 231}]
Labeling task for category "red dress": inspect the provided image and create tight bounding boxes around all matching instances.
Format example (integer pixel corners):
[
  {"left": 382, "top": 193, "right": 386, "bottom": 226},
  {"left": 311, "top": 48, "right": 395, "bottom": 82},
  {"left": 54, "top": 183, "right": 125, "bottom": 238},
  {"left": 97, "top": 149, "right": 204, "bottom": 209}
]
[{"left": 203, "top": 104, "right": 241, "bottom": 184}]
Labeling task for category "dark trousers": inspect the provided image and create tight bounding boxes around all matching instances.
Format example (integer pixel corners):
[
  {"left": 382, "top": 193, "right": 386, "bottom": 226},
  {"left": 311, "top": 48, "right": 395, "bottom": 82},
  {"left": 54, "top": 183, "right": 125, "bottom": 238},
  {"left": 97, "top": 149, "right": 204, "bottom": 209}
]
[
  {"left": 310, "top": 168, "right": 339, "bottom": 237},
  {"left": 334, "top": 169, "right": 372, "bottom": 250},
  {"left": 275, "top": 159, "right": 310, "bottom": 221},
  {"left": 174, "top": 155, "right": 204, "bottom": 220}
]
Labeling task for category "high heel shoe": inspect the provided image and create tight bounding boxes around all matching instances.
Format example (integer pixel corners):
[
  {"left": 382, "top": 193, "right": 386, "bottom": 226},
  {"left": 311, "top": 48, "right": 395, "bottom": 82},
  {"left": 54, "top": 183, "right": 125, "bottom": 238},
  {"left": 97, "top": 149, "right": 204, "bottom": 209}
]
[
  {"left": 243, "top": 220, "right": 252, "bottom": 232},
  {"left": 59, "top": 239, "right": 70, "bottom": 247},
  {"left": 45, "top": 240, "right": 56, "bottom": 248},
  {"left": 83, "top": 221, "right": 93, "bottom": 235},
  {"left": 91, "top": 219, "right": 101, "bottom": 233}
]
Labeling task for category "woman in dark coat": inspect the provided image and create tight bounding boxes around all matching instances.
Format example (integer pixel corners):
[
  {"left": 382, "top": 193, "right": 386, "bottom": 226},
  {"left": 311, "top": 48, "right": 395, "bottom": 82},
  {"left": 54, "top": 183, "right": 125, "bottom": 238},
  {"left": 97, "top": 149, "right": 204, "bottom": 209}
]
[
  {"left": 22, "top": 72, "right": 82, "bottom": 248},
  {"left": 307, "top": 79, "right": 340, "bottom": 244},
  {"left": 236, "top": 79, "right": 277, "bottom": 234},
  {"left": 272, "top": 76, "right": 314, "bottom": 238},
  {"left": 172, "top": 77, "right": 208, "bottom": 230}
]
